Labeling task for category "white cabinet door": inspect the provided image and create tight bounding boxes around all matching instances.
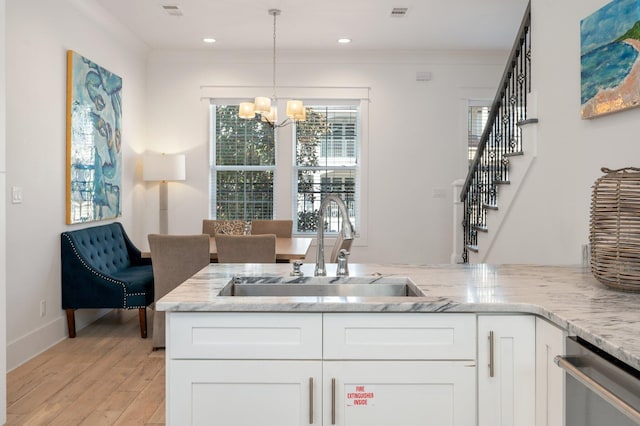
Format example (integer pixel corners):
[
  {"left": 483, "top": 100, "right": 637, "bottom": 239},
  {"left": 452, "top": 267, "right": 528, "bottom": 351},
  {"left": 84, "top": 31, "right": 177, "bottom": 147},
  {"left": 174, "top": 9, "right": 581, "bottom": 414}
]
[
  {"left": 324, "top": 313, "right": 476, "bottom": 360},
  {"left": 478, "top": 315, "right": 535, "bottom": 426},
  {"left": 169, "top": 360, "right": 322, "bottom": 426},
  {"left": 169, "top": 312, "right": 322, "bottom": 359},
  {"left": 323, "top": 360, "right": 476, "bottom": 426},
  {"left": 535, "top": 317, "right": 565, "bottom": 426}
]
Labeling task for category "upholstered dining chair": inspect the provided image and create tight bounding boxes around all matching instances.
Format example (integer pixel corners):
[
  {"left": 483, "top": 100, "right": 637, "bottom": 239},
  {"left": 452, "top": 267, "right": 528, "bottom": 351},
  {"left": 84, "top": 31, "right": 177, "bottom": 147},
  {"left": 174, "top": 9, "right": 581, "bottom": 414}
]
[
  {"left": 148, "top": 234, "right": 210, "bottom": 349},
  {"left": 329, "top": 232, "right": 354, "bottom": 263},
  {"left": 215, "top": 234, "right": 277, "bottom": 263},
  {"left": 250, "top": 219, "right": 293, "bottom": 237},
  {"left": 202, "top": 219, "right": 246, "bottom": 236}
]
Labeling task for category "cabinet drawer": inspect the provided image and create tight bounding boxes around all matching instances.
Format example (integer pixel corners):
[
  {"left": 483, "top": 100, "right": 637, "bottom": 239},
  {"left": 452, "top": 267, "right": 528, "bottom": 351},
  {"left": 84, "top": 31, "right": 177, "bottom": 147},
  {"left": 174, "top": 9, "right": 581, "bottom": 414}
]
[
  {"left": 168, "top": 312, "right": 322, "bottom": 359},
  {"left": 324, "top": 313, "right": 476, "bottom": 360}
]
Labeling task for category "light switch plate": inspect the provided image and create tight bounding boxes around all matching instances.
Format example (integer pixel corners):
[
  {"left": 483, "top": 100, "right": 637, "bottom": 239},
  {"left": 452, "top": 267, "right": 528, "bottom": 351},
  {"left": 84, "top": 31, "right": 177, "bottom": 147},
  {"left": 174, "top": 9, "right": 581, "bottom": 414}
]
[{"left": 12, "top": 186, "right": 23, "bottom": 204}]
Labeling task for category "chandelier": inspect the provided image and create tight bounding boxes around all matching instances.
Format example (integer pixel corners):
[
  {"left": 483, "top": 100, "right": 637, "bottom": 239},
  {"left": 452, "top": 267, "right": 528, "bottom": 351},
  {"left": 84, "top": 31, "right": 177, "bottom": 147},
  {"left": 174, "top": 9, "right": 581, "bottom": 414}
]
[{"left": 238, "top": 9, "right": 305, "bottom": 126}]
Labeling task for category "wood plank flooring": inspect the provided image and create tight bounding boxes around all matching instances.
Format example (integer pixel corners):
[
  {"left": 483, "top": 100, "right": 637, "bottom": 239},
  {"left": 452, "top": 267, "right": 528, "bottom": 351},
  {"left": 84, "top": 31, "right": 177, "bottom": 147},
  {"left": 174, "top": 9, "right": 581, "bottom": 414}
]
[{"left": 7, "top": 310, "right": 165, "bottom": 425}]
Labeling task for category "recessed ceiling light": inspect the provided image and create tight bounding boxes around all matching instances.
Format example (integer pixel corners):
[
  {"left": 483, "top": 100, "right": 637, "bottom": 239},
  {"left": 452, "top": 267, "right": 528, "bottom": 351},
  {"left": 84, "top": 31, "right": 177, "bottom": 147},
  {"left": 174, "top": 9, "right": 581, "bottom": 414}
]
[
  {"left": 338, "top": 38, "right": 352, "bottom": 44},
  {"left": 203, "top": 38, "right": 216, "bottom": 44}
]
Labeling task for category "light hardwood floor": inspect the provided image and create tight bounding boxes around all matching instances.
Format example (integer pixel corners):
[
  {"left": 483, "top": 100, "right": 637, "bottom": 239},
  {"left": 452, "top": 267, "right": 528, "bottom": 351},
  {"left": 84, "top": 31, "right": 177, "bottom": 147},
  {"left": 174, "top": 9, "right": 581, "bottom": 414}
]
[{"left": 7, "top": 310, "right": 165, "bottom": 425}]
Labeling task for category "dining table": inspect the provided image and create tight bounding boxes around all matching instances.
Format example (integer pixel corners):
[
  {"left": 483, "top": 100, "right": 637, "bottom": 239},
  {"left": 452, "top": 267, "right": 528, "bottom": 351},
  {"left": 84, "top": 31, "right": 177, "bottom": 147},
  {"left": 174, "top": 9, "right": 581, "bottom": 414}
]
[
  {"left": 142, "top": 236, "right": 313, "bottom": 263},
  {"left": 208, "top": 236, "right": 312, "bottom": 262}
]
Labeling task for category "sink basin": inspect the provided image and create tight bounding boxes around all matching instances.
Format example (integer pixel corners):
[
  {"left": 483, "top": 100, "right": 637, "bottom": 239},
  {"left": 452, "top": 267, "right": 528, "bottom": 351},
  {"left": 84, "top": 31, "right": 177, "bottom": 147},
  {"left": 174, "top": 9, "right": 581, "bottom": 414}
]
[{"left": 218, "top": 276, "right": 424, "bottom": 297}]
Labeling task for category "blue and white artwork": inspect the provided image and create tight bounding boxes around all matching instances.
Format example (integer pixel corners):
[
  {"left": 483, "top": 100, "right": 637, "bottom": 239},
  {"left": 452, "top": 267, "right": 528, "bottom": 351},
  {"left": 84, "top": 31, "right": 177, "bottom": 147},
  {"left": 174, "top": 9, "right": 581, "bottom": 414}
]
[
  {"left": 581, "top": 0, "right": 640, "bottom": 118},
  {"left": 66, "top": 50, "right": 122, "bottom": 224}
]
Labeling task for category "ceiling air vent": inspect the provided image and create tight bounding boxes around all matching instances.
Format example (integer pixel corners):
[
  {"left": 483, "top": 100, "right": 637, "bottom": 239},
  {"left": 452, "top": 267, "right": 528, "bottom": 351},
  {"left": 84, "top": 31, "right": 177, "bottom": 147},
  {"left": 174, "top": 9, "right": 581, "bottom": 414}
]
[
  {"left": 162, "top": 5, "right": 184, "bottom": 16},
  {"left": 390, "top": 7, "right": 408, "bottom": 17}
]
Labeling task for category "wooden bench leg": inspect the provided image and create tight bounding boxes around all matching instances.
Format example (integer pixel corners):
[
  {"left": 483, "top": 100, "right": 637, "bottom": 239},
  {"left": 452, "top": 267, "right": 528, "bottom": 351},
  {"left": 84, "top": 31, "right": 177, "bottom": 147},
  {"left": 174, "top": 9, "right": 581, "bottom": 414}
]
[
  {"left": 66, "top": 309, "right": 76, "bottom": 338},
  {"left": 139, "top": 307, "right": 147, "bottom": 338}
]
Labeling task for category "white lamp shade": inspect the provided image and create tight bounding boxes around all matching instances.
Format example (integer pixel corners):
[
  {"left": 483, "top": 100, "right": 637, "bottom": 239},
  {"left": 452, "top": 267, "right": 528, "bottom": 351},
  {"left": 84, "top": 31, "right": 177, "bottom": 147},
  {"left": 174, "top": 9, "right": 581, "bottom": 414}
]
[
  {"left": 254, "top": 97, "right": 271, "bottom": 114},
  {"left": 143, "top": 154, "right": 186, "bottom": 182},
  {"left": 286, "top": 100, "right": 304, "bottom": 118},
  {"left": 238, "top": 102, "right": 256, "bottom": 119},
  {"left": 261, "top": 106, "right": 277, "bottom": 123},
  {"left": 293, "top": 107, "right": 307, "bottom": 122}
]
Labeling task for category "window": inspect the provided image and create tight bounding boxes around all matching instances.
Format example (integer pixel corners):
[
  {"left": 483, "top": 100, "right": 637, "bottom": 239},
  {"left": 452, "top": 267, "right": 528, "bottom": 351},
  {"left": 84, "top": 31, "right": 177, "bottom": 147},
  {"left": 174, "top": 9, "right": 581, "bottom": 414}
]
[
  {"left": 209, "top": 100, "right": 363, "bottom": 235},
  {"left": 294, "top": 105, "right": 359, "bottom": 234},
  {"left": 468, "top": 103, "right": 491, "bottom": 166},
  {"left": 210, "top": 104, "right": 275, "bottom": 220}
]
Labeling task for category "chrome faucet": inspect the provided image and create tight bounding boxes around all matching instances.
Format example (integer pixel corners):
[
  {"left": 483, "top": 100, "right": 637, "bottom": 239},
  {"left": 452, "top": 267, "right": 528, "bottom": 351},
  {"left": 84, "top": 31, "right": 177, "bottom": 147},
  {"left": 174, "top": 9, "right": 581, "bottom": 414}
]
[{"left": 314, "top": 194, "right": 355, "bottom": 276}]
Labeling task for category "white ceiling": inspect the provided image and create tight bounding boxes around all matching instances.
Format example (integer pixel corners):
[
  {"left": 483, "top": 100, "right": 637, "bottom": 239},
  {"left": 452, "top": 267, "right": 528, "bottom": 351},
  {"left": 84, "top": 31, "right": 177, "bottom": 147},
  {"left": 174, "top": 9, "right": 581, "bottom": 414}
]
[{"left": 94, "top": 0, "right": 529, "bottom": 51}]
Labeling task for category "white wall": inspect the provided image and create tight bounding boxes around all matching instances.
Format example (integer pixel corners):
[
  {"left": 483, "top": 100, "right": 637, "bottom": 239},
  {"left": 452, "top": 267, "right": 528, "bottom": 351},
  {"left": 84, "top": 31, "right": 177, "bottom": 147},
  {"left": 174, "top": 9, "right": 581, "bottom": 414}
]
[
  {"left": 5, "top": 0, "right": 148, "bottom": 370},
  {"left": 483, "top": 0, "right": 640, "bottom": 264},
  {"left": 0, "top": 0, "right": 7, "bottom": 420},
  {"left": 143, "top": 49, "right": 507, "bottom": 265}
]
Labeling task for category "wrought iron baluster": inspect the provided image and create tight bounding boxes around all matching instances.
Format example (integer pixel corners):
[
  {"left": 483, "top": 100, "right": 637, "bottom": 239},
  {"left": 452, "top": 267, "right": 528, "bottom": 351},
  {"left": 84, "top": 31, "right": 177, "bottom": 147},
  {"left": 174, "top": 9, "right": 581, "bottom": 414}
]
[{"left": 460, "top": 2, "right": 531, "bottom": 262}]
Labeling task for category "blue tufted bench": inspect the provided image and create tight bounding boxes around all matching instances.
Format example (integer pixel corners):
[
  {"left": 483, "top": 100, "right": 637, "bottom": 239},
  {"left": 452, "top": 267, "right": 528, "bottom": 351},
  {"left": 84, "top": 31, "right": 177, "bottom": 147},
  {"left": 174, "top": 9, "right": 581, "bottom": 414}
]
[{"left": 61, "top": 222, "right": 154, "bottom": 338}]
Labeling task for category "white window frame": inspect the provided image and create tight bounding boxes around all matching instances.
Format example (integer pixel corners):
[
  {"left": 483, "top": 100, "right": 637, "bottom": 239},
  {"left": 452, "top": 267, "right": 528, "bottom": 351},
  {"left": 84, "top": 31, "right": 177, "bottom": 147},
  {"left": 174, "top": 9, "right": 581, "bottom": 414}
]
[
  {"left": 292, "top": 101, "right": 361, "bottom": 236},
  {"left": 206, "top": 91, "right": 369, "bottom": 245},
  {"left": 209, "top": 101, "right": 277, "bottom": 220}
]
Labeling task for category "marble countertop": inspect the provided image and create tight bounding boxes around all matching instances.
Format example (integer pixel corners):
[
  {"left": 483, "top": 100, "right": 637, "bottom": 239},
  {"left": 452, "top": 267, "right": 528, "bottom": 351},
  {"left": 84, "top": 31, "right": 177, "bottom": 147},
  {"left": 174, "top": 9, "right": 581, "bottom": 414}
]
[{"left": 156, "top": 263, "right": 640, "bottom": 371}]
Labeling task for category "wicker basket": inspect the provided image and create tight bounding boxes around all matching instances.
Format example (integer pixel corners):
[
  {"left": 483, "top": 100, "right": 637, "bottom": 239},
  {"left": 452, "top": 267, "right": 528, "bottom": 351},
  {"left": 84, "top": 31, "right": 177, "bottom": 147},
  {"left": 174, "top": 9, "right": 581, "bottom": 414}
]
[{"left": 590, "top": 167, "right": 640, "bottom": 292}]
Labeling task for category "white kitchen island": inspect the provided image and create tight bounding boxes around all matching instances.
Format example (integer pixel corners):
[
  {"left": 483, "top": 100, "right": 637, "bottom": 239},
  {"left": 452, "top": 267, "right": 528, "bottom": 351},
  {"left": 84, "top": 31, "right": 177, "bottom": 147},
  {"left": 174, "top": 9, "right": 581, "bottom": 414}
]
[{"left": 157, "top": 263, "right": 640, "bottom": 425}]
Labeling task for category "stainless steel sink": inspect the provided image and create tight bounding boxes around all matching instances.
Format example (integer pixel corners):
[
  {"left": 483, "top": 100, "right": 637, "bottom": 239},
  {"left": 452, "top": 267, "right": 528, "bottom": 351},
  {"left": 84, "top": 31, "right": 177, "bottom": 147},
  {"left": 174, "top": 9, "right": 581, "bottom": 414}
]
[{"left": 218, "top": 276, "right": 424, "bottom": 297}]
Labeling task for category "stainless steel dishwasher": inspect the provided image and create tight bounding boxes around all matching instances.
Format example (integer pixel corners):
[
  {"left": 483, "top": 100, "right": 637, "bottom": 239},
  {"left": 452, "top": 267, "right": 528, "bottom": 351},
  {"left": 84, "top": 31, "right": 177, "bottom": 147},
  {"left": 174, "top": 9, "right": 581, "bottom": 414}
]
[{"left": 555, "top": 336, "right": 640, "bottom": 426}]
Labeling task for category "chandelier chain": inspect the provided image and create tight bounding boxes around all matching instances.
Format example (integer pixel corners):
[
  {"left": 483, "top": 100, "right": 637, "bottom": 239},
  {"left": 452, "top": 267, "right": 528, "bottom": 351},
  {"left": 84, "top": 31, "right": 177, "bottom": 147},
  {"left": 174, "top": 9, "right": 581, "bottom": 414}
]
[
  {"left": 237, "top": 8, "right": 302, "bottom": 127},
  {"left": 270, "top": 9, "right": 279, "bottom": 100}
]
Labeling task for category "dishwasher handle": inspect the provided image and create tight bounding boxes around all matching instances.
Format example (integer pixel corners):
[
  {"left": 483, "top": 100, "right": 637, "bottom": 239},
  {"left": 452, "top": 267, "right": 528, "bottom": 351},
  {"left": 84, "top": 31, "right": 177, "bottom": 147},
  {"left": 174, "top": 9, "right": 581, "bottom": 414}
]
[{"left": 554, "top": 355, "right": 640, "bottom": 424}]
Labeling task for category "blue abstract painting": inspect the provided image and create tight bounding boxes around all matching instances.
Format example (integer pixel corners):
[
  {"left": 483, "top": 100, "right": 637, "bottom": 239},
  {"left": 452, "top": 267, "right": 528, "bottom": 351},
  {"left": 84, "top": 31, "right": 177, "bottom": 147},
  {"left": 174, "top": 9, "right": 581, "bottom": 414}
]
[
  {"left": 581, "top": 0, "right": 640, "bottom": 118},
  {"left": 66, "top": 51, "right": 122, "bottom": 224}
]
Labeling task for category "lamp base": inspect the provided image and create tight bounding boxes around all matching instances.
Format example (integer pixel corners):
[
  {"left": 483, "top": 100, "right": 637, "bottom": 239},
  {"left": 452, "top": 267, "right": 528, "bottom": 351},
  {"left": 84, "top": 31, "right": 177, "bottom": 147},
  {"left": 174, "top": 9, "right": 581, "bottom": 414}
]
[{"left": 159, "top": 182, "right": 168, "bottom": 234}]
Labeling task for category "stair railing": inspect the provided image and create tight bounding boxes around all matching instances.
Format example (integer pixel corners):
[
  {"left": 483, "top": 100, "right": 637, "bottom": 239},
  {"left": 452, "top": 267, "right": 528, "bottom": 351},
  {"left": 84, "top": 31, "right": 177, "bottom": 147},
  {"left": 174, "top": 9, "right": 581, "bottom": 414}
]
[{"left": 460, "top": 2, "right": 532, "bottom": 263}]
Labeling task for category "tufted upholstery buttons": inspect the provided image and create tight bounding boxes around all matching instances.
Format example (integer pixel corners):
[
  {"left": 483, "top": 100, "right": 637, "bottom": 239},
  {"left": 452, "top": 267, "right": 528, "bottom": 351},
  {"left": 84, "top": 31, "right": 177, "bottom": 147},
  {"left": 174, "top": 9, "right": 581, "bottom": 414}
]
[{"left": 61, "top": 222, "right": 154, "bottom": 339}]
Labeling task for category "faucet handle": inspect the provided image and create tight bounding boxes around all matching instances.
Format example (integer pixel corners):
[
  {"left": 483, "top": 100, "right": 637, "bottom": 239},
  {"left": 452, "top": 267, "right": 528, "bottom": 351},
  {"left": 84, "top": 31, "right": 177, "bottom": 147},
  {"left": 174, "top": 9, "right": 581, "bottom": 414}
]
[
  {"left": 336, "top": 249, "right": 350, "bottom": 277},
  {"left": 290, "top": 260, "right": 304, "bottom": 277}
]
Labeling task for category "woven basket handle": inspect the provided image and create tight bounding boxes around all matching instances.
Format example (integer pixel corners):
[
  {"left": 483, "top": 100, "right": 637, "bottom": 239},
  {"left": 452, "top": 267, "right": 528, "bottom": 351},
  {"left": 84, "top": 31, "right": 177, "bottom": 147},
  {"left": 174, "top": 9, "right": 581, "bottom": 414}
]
[{"left": 601, "top": 167, "right": 640, "bottom": 173}]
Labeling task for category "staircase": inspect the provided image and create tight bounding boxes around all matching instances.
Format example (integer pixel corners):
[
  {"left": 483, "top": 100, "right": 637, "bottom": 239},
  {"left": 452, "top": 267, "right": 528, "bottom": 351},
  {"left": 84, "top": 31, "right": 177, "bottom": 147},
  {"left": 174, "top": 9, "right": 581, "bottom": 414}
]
[{"left": 460, "top": 2, "right": 537, "bottom": 263}]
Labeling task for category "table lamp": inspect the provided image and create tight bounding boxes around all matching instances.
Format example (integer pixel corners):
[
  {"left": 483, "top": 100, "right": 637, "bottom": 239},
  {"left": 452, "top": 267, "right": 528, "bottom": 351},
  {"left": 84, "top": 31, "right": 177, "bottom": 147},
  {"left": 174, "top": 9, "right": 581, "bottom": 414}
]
[{"left": 142, "top": 153, "right": 186, "bottom": 234}]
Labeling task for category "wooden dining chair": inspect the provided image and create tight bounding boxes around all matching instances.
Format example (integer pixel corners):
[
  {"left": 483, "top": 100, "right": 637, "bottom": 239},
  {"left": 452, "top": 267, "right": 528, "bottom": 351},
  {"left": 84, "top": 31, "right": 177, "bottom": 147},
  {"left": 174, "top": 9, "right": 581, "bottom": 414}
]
[
  {"left": 216, "top": 234, "right": 277, "bottom": 263},
  {"left": 250, "top": 219, "right": 293, "bottom": 237},
  {"left": 329, "top": 232, "right": 354, "bottom": 263},
  {"left": 148, "top": 234, "right": 211, "bottom": 349}
]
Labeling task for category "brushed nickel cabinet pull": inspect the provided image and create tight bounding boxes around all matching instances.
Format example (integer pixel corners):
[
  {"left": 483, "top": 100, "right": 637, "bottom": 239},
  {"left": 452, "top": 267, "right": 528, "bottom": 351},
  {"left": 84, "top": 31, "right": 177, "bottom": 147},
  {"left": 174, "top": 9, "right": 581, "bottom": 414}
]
[
  {"left": 331, "top": 377, "right": 336, "bottom": 425},
  {"left": 489, "top": 330, "right": 495, "bottom": 377},
  {"left": 309, "top": 377, "right": 314, "bottom": 424}
]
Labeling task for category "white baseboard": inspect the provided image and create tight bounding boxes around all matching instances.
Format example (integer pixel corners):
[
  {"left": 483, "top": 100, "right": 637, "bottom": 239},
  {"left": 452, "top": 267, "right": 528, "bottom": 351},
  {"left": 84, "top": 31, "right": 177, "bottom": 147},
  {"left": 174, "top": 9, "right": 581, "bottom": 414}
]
[{"left": 7, "top": 308, "right": 110, "bottom": 371}]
